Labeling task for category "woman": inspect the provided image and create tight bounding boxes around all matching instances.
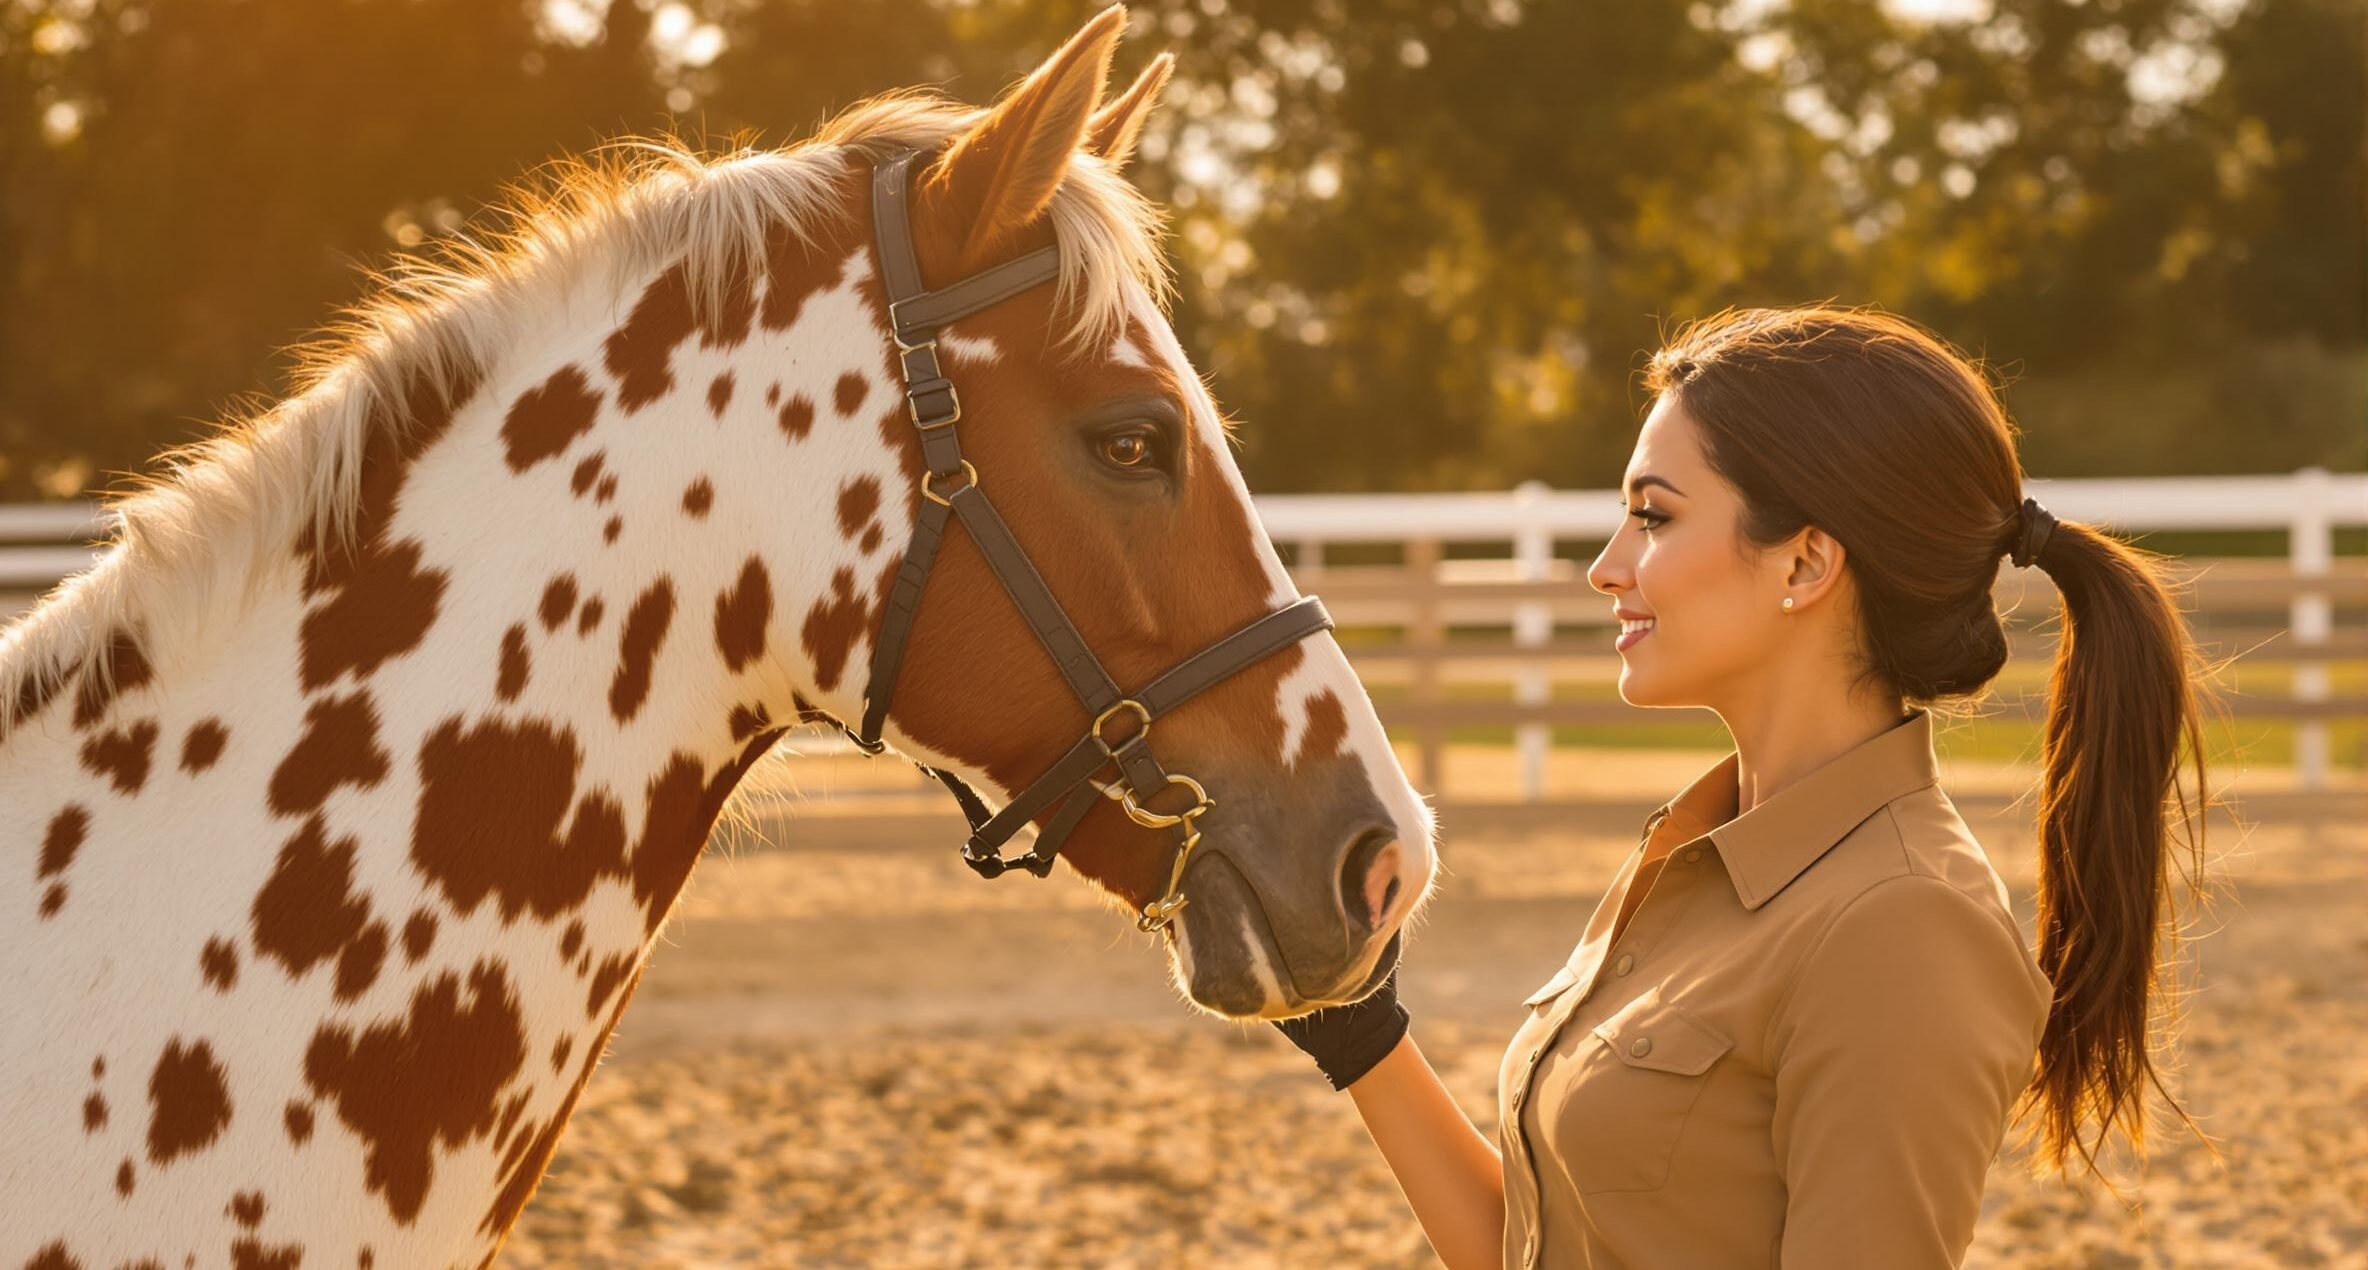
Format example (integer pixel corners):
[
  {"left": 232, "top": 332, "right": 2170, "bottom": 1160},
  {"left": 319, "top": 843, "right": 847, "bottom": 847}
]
[{"left": 1275, "top": 306, "right": 2214, "bottom": 1268}]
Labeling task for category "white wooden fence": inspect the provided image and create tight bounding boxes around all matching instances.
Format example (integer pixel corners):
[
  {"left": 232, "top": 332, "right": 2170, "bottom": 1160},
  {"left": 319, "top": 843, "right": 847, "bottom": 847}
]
[{"left": 4, "top": 468, "right": 2361, "bottom": 796}]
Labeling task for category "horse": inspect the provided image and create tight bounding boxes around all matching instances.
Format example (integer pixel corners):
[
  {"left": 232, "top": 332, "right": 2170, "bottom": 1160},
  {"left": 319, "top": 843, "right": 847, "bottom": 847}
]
[{"left": 0, "top": 8, "right": 1435, "bottom": 1267}]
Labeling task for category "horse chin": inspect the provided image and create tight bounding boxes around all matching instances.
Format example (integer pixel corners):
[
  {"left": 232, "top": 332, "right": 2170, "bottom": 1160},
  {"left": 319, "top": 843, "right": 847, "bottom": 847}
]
[{"left": 1161, "top": 852, "right": 1400, "bottom": 1021}]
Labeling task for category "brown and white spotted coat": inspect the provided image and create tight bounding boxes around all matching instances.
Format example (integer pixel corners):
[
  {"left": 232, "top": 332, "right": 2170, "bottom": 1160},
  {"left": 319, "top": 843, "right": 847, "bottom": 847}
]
[{"left": 0, "top": 10, "right": 1433, "bottom": 1268}]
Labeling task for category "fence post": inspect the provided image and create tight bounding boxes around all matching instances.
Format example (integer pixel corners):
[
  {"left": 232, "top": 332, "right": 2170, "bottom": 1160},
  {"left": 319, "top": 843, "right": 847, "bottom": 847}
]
[
  {"left": 1297, "top": 537, "right": 1324, "bottom": 580},
  {"left": 2290, "top": 466, "right": 2332, "bottom": 792},
  {"left": 1407, "top": 536, "right": 1445, "bottom": 796},
  {"left": 1513, "top": 482, "right": 1552, "bottom": 801}
]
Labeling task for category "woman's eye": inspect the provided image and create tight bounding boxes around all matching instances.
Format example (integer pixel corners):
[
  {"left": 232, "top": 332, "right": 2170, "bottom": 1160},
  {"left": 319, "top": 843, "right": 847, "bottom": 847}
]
[
  {"left": 1101, "top": 431, "right": 1156, "bottom": 469},
  {"left": 1628, "top": 507, "right": 1665, "bottom": 533}
]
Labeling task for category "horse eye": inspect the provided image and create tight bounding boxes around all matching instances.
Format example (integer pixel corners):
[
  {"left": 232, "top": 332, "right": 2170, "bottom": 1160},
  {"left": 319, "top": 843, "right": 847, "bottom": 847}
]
[{"left": 1101, "top": 431, "right": 1155, "bottom": 468}]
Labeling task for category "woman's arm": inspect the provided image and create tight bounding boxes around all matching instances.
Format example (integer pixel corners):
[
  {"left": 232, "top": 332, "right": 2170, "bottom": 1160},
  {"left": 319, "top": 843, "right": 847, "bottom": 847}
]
[{"left": 1344, "top": 1030, "right": 1507, "bottom": 1270}]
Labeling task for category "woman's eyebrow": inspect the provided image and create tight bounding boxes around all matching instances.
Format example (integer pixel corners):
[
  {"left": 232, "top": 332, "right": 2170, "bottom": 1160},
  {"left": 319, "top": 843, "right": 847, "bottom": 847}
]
[{"left": 1625, "top": 474, "right": 1686, "bottom": 499}]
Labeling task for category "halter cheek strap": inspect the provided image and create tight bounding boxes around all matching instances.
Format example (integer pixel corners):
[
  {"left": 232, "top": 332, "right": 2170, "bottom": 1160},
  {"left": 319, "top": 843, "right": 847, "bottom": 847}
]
[{"left": 840, "top": 147, "right": 1334, "bottom": 934}]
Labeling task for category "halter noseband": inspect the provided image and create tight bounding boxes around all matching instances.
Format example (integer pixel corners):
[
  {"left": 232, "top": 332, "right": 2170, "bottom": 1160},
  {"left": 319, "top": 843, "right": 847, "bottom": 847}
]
[{"left": 842, "top": 146, "right": 1334, "bottom": 934}]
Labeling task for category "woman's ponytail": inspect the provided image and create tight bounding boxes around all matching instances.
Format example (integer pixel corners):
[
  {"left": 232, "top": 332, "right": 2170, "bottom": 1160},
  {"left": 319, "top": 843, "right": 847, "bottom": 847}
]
[{"left": 2019, "top": 517, "right": 2223, "bottom": 1177}]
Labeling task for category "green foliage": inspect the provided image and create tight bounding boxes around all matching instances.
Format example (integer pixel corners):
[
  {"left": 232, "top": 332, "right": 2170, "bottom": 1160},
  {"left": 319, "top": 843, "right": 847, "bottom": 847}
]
[{"left": 0, "top": 0, "right": 2357, "bottom": 500}]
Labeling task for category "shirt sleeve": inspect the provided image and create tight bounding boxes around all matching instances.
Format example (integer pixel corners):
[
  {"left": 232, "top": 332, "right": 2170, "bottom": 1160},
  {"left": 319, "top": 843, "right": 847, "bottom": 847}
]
[{"left": 1768, "top": 874, "right": 2048, "bottom": 1268}]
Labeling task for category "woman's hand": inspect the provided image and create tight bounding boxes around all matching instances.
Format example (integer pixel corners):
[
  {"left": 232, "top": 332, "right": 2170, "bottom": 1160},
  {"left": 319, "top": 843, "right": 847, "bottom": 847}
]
[{"left": 1270, "top": 931, "right": 1409, "bottom": 1090}]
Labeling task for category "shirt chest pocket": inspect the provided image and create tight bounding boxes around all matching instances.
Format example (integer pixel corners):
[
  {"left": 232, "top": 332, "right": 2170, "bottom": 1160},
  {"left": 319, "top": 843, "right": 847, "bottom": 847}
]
[{"left": 1547, "top": 988, "right": 1733, "bottom": 1195}]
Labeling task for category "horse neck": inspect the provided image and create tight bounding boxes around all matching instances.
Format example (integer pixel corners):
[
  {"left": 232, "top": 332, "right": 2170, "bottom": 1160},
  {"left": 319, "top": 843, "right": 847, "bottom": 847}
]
[{"left": 0, "top": 218, "right": 917, "bottom": 1259}]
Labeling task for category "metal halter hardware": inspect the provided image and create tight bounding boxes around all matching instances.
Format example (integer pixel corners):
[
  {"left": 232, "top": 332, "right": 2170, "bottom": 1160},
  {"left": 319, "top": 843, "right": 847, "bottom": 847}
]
[{"left": 843, "top": 147, "right": 1336, "bottom": 935}]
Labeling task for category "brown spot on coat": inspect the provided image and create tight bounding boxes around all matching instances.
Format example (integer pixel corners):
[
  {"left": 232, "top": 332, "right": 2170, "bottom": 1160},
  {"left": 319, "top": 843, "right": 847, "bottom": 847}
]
[
  {"left": 577, "top": 596, "right": 605, "bottom": 636},
  {"left": 602, "top": 262, "right": 755, "bottom": 414},
  {"left": 630, "top": 729, "right": 783, "bottom": 936},
  {"left": 497, "top": 625, "right": 530, "bottom": 701},
  {"left": 835, "top": 476, "right": 881, "bottom": 540},
  {"left": 550, "top": 1036, "right": 574, "bottom": 1075},
  {"left": 764, "top": 383, "right": 780, "bottom": 407},
  {"left": 299, "top": 538, "right": 446, "bottom": 692},
  {"left": 595, "top": 474, "right": 617, "bottom": 504},
  {"left": 229, "top": 1239, "right": 301, "bottom": 1270},
  {"left": 181, "top": 719, "right": 229, "bottom": 773},
  {"left": 78, "top": 720, "right": 159, "bottom": 794},
  {"left": 39, "top": 804, "right": 89, "bottom": 880},
  {"left": 116, "top": 1159, "right": 134, "bottom": 1196},
  {"left": 201, "top": 938, "right": 239, "bottom": 991},
  {"left": 609, "top": 579, "right": 675, "bottom": 724},
  {"left": 1295, "top": 690, "right": 1349, "bottom": 768},
  {"left": 569, "top": 451, "right": 605, "bottom": 498},
  {"left": 336, "top": 920, "right": 390, "bottom": 1001},
  {"left": 800, "top": 567, "right": 870, "bottom": 693},
  {"left": 146, "top": 1037, "right": 232, "bottom": 1165},
  {"left": 500, "top": 364, "right": 602, "bottom": 472},
  {"left": 707, "top": 373, "right": 734, "bottom": 418},
  {"left": 72, "top": 631, "right": 152, "bottom": 730},
  {"left": 268, "top": 693, "right": 389, "bottom": 818},
  {"left": 682, "top": 478, "right": 713, "bottom": 518},
  {"left": 228, "top": 1190, "right": 265, "bottom": 1228},
  {"left": 251, "top": 816, "right": 373, "bottom": 980},
  {"left": 83, "top": 1093, "right": 106, "bottom": 1131},
  {"left": 39, "top": 884, "right": 65, "bottom": 917},
  {"left": 712, "top": 557, "right": 771, "bottom": 673},
  {"left": 23, "top": 1242, "right": 80, "bottom": 1270},
  {"left": 584, "top": 953, "right": 636, "bottom": 1019},
  {"left": 860, "top": 524, "right": 883, "bottom": 554},
  {"left": 757, "top": 215, "right": 848, "bottom": 332},
  {"left": 303, "top": 962, "right": 527, "bottom": 1225},
  {"left": 539, "top": 575, "right": 579, "bottom": 632},
  {"left": 559, "top": 920, "right": 585, "bottom": 960},
  {"left": 401, "top": 910, "right": 436, "bottom": 963},
  {"left": 602, "top": 516, "right": 622, "bottom": 544},
  {"left": 284, "top": 1101, "right": 315, "bottom": 1145},
  {"left": 412, "top": 717, "right": 627, "bottom": 922},
  {"left": 776, "top": 394, "right": 815, "bottom": 441},
  {"left": 728, "top": 702, "right": 772, "bottom": 743},
  {"left": 833, "top": 371, "right": 870, "bottom": 417}
]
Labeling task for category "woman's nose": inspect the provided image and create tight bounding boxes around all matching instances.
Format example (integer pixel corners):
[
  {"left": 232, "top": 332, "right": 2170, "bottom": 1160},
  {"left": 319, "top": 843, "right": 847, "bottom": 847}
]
[{"left": 1588, "top": 541, "right": 1626, "bottom": 595}]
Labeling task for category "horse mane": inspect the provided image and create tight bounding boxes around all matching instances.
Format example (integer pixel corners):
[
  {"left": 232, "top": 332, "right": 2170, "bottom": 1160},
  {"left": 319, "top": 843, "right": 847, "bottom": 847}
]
[{"left": 0, "top": 91, "right": 1173, "bottom": 730}]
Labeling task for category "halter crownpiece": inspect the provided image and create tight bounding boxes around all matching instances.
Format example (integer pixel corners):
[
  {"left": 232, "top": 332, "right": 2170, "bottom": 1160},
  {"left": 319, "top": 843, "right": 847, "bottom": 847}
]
[
  {"left": 842, "top": 145, "right": 1337, "bottom": 935},
  {"left": 2010, "top": 496, "right": 2057, "bottom": 568}
]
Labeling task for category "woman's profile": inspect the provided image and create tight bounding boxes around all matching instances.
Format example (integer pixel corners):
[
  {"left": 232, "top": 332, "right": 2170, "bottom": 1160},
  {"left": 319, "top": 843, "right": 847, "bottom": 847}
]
[{"left": 1274, "top": 305, "right": 2218, "bottom": 1268}]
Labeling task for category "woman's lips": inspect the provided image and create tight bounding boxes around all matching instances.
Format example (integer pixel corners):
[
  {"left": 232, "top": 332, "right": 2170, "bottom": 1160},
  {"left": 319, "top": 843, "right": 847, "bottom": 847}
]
[{"left": 1616, "top": 621, "right": 1655, "bottom": 652}]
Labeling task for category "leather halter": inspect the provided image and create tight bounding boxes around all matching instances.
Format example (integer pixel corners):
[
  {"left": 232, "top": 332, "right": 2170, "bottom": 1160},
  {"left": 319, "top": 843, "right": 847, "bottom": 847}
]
[{"left": 842, "top": 147, "right": 1335, "bottom": 934}]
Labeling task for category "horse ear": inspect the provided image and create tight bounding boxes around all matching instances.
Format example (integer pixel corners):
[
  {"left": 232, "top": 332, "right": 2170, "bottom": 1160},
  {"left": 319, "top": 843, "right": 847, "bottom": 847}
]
[
  {"left": 926, "top": 5, "right": 1125, "bottom": 267},
  {"left": 1084, "top": 52, "right": 1173, "bottom": 174}
]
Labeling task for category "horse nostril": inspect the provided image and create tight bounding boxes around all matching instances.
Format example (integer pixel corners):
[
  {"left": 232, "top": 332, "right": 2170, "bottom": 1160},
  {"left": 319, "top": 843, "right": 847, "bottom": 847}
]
[{"left": 1339, "top": 826, "right": 1401, "bottom": 930}]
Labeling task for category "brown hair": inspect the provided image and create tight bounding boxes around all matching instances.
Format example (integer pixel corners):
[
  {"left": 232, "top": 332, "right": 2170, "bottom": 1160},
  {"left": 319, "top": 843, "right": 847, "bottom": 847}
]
[{"left": 1643, "top": 305, "right": 2221, "bottom": 1178}]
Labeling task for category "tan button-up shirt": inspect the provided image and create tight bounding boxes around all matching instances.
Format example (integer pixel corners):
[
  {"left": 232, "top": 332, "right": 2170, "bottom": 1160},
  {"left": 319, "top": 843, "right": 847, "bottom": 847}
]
[{"left": 1497, "top": 709, "right": 2052, "bottom": 1269}]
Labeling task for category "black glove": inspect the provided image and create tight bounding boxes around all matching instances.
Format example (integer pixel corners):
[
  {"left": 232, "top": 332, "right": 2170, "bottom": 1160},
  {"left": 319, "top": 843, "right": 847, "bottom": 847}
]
[{"left": 1270, "top": 931, "right": 1408, "bottom": 1091}]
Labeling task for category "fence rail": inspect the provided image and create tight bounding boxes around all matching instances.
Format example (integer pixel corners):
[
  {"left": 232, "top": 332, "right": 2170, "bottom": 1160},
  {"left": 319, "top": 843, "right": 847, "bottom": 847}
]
[{"left": 3, "top": 468, "right": 2361, "bottom": 797}]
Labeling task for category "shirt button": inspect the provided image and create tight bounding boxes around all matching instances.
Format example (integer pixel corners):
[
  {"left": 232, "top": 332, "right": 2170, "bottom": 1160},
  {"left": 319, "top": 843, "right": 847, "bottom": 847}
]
[
  {"left": 1613, "top": 952, "right": 1635, "bottom": 976},
  {"left": 1629, "top": 1035, "right": 1654, "bottom": 1058}
]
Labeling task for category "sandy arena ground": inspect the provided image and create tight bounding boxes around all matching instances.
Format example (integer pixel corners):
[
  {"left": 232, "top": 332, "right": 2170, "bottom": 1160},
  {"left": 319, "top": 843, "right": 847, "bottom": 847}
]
[{"left": 494, "top": 743, "right": 2367, "bottom": 1268}]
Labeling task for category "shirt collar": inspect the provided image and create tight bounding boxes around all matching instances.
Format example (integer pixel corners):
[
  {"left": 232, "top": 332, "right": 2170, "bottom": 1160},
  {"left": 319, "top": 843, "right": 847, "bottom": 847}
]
[{"left": 1639, "top": 708, "right": 1940, "bottom": 911}]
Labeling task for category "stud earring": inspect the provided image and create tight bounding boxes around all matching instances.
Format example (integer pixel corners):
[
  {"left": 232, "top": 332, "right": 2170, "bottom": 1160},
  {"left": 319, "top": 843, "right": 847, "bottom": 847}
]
[{"left": 1782, "top": 596, "right": 1795, "bottom": 614}]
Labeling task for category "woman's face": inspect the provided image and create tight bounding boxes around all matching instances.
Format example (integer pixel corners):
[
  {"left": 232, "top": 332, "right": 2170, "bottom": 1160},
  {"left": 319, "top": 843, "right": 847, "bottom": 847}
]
[{"left": 1586, "top": 394, "right": 1794, "bottom": 709}]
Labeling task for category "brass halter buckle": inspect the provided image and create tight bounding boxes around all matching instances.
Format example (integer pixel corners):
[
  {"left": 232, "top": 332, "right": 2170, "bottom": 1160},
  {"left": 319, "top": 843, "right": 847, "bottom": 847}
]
[
  {"left": 921, "top": 460, "right": 979, "bottom": 507},
  {"left": 1092, "top": 699, "right": 1151, "bottom": 758}
]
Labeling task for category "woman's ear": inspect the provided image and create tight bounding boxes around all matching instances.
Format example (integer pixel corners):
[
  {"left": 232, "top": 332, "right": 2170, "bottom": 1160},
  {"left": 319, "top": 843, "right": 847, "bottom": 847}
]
[{"left": 1783, "top": 526, "right": 1850, "bottom": 612}]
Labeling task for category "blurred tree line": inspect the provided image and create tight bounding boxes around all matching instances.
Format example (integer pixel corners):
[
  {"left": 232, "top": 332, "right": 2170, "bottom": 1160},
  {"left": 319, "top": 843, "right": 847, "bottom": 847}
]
[{"left": 1, "top": 0, "right": 2359, "bottom": 499}]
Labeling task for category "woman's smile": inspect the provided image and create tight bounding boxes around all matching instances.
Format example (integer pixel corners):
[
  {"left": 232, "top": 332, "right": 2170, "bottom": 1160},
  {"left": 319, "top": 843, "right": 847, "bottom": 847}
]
[{"left": 1616, "top": 609, "right": 1657, "bottom": 651}]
